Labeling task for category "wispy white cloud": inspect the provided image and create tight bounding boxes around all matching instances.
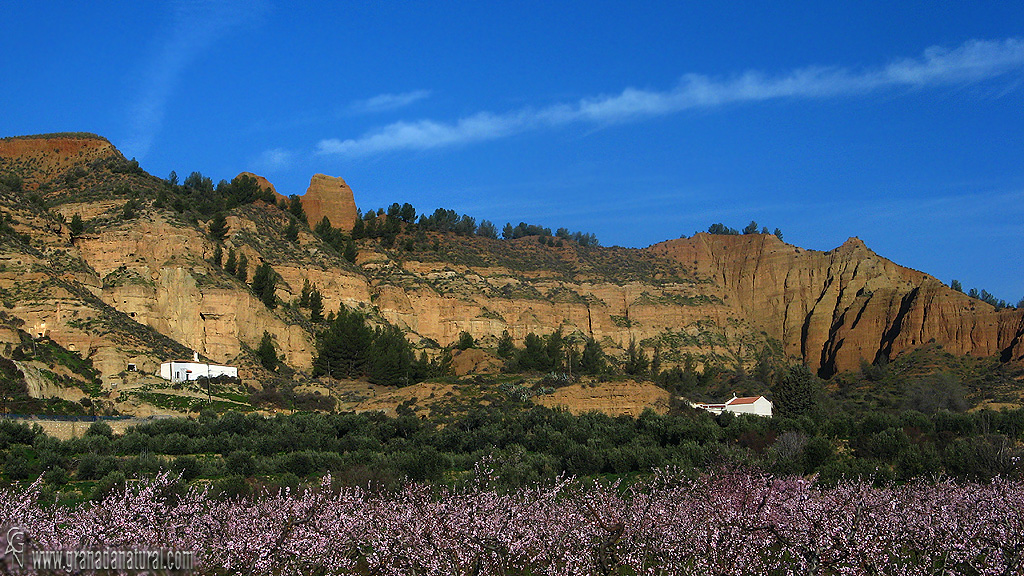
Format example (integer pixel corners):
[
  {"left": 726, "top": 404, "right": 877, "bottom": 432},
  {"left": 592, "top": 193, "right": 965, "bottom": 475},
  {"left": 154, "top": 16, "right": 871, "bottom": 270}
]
[
  {"left": 122, "top": 0, "right": 269, "bottom": 159},
  {"left": 254, "top": 147, "right": 294, "bottom": 172},
  {"left": 318, "top": 111, "right": 534, "bottom": 156},
  {"left": 349, "top": 90, "right": 432, "bottom": 114},
  {"left": 317, "top": 38, "right": 1024, "bottom": 157}
]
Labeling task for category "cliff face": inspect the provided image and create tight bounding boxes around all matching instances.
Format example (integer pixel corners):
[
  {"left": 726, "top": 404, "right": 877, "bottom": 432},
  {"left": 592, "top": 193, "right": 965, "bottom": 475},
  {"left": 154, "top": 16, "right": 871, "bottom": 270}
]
[
  {"left": 647, "top": 234, "right": 1024, "bottom": 375},
  {"left": 0, "top": 133, "right": 1020, "bottom": 392},
  {"left": 0, "top": 136, "right": 331, "bottom": 383}
]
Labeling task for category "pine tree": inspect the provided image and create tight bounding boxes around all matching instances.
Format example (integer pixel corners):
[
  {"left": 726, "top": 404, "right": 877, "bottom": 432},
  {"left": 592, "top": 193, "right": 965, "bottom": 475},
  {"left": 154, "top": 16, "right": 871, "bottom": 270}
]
[
  {"left": 224, "top": 248, "right": 237, "bottom": 275},
  {"left": 400, "top": 203, "right": 416, "bottom": 223},
  {"left": 624, "top": 338, "right": 649, "bottom": 376},
  {"left": 343, "top": 240, "right": 357, "bottom": 263},
  {"left": 313, "top": 307, "right": 372, "bottom": 378},
  {"left": 518, "top": 333, "right": 548, "bottom": 371},
  {"left": 367, "top": 325, "right": 414, "bottom": 387},
  {"left": 235, "top": 253, "right": 248, "bottom": 283},
  {"left": 580, "top": 338, "right": 606, "bottom": 374},
  {"left": 69, "top": 214, "right": 84, "bottom": 236},
  {"left": 477, "top": 220, "right": 498, "bottom": 239},
  {"left": 250, "top": 262, "right": 277, "bottom": 308},
  {"left": 299, "top": 279, "right": 312, "bottom": 308},
  {"left": 211, "top": 245, "right": 223, "bottom": 268},
  {"left": 287, "top": 195, "right": 306, "bottom": 224},
  {"left": 284, "top": 217, "right": 299, "bottom": 241},
  {"left": 496, "top": 330, "right": 515, "bottom": 359},
  {"left": 257, "top": 331, "right": 277, "bottom": 370},
  {"left": 315, "top": 216, "right": 333, "bottom": 238},
  {"left": 309, "top": 289, "right": 323, "bottom": 323},
  {"left": 209, "top": 213, "right": 228, "bottom": 242},
  {"left": 456, "top": 331, "right": 475, "bottom": 350},
  {"left": 364, "top": 215, "right": 379, "bottom": 238}
]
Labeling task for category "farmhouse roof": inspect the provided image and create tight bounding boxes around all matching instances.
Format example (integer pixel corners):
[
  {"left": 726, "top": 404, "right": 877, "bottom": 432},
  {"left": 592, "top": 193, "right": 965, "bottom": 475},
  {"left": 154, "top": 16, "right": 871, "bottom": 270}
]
[{"left": 726, "top": 396, "right": 765, "bottom": 406}]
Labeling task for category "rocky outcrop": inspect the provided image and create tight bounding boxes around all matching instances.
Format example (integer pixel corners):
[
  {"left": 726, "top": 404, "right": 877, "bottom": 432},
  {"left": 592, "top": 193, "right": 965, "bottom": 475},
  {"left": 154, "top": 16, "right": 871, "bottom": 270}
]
[
  {"left": 237, "top": 172, "right": 277, "bottom": 196},
  {"left": 302, "top": 174, "right": 358, "bottom": 231},
  {"left": 647, "top": 233, "right": 1024, "bottom": 375},
  {"left": 270, "top": 173, "right": 358, "bottom": 230},
  {"left": 0, "top": 242, "right": 193, "bottom": 381},
  {"left": 72, "top": 213, "right": 318, "bottom": 369},
  {"left": 0, "top": 134, "right": 116, "bottom": 187},
  {"left": 534, "top": 380, "right": 671, "bottom": 417}
]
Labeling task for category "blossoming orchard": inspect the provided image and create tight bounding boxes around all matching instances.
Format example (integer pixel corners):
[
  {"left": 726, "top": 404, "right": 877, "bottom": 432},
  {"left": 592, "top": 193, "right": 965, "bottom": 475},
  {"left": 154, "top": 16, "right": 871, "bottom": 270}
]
[{"left": 2, "top": 465, "right": 1022, "bottom": 575}]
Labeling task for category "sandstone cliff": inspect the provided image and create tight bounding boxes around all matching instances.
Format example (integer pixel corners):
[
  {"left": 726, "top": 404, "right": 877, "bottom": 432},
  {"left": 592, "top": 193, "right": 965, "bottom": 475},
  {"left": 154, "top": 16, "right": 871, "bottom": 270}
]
[
  {"left": 1, "top": 132, "right": 1020, "bottom": 399},
  {"left": 646, "top": 233, "right": 1024, "bottom": 375},
  {"left": 266, "top": 173, "right": 358, "bottom": 231}
]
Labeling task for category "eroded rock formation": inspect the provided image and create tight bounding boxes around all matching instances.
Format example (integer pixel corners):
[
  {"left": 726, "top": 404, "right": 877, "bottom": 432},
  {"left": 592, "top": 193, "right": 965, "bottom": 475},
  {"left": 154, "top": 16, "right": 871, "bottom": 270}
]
[
  {"left": 266, "top": 173, "right": 358, "bottom": 231},
  {"left": 647, "top": 233, "right": 1024, "bottom": 375},
  {"left": 1, "top": 132, "right": 1020, "bottom": 392}
]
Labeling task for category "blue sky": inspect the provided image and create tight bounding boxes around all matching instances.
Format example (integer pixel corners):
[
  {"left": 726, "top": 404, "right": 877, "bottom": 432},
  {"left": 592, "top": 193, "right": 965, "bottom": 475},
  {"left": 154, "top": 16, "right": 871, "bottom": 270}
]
[{"left": 2, "top": 1, "right": 1022, "bottom": 302}]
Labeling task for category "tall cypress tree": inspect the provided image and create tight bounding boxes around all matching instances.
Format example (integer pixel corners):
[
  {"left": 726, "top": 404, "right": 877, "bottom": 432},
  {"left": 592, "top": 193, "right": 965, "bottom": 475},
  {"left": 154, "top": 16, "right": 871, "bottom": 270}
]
[{"left": 545, "top": 330, "right": 564, "bottom": 371}]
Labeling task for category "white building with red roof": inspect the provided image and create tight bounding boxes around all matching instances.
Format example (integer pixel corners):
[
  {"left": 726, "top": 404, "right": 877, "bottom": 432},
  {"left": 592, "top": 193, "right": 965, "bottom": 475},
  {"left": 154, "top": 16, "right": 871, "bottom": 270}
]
[{"left": 692, "top": 394, "right": 773, "bottom": 418}]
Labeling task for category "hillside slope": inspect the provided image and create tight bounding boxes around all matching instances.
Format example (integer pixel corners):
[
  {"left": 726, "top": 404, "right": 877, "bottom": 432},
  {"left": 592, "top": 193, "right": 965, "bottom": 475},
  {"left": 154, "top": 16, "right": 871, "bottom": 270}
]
[{"left": 0, "top": 132, "right": 1020, "bottom": 396}]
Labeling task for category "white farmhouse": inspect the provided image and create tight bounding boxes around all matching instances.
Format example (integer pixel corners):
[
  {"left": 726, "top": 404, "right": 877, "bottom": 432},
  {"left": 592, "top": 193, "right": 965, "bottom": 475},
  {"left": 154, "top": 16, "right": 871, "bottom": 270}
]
[
  {"left": 692, "top": 395, "right": 773, "bottom": 418},
  {"left": 160, "top": 351, "right": 237, "bottom": 383}
]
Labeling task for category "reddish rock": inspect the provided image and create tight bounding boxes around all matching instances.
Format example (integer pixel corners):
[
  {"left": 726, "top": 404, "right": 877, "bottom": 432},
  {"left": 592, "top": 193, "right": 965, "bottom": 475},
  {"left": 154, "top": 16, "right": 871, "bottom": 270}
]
[
  {"left": 646, "top": 234, "right": 1024, "bottom": 375},
  {"left": 0, "top": 134, "right": 117, "bottom": 188},
  {"left": 236, "top": 171, "right": 277, "bottom": 196},
  {"left": 300, "top": 174, "right": 358, "bottom": 231},
  {"left": 265, "top": 173, "right": 358, "bottom": 231}
]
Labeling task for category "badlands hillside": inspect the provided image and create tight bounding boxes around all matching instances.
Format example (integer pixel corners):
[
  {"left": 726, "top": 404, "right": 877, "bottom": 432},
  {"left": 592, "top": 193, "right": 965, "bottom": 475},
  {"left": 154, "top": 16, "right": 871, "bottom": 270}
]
[{"left": 0, "top": 132, "right": 1021, "bottom": 415}]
